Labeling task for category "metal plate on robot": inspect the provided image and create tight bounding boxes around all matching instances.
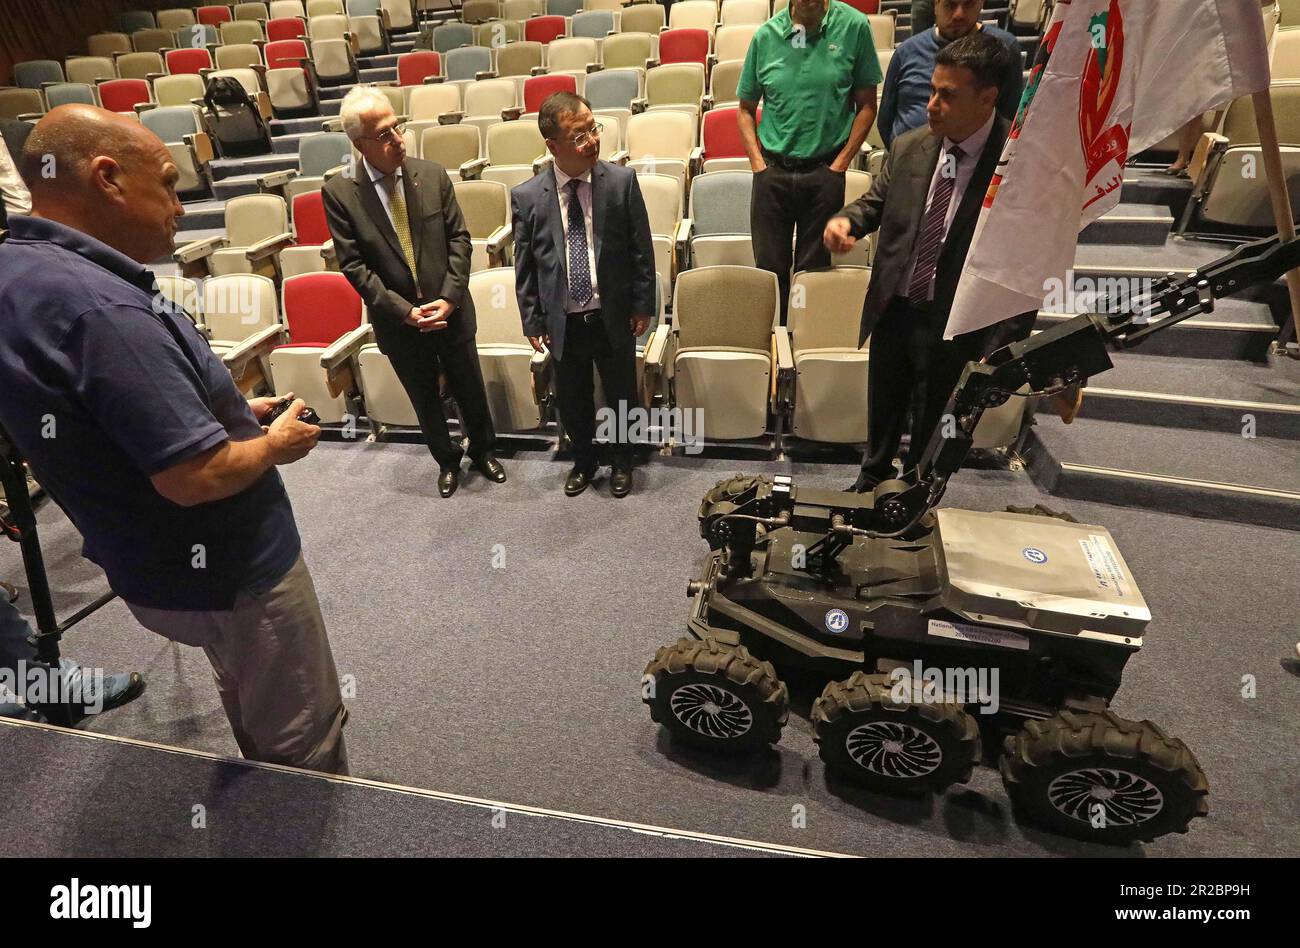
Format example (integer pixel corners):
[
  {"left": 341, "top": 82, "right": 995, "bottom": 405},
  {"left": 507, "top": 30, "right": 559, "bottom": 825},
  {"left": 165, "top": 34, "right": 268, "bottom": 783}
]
[{"left": 934, "top": 509, "right": 1151, "bottom": 638}]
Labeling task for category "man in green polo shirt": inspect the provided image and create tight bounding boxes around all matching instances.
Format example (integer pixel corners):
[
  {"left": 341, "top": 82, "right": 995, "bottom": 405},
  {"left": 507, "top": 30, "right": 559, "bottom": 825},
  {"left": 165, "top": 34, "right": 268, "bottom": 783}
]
[{"left": 737, "top": 0, "right": 882, "bottom": 320}]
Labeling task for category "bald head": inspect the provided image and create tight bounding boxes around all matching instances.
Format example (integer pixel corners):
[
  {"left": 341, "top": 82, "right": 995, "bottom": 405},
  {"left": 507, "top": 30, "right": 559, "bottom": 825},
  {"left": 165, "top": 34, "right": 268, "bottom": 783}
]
[{"left": 22, "top": 105, "right": 184, "bottom": 264}]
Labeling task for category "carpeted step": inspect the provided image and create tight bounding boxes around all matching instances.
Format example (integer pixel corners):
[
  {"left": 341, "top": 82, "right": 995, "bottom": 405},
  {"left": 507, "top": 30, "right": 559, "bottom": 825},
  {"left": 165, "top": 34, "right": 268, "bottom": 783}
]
[
  {"left": 1079, "top": 203, "right": 1175, "bottom": 246},
  {"left": 210, "top": 153, "right": 298, "bottom": 181},
  {"left": 1027, "top": 415, "right": 1300, "bottom": 529},
  {"left": 213, "top": 174, "right": 266, "bottom": 202},
  {"left": 1119, "top": 169, "right": 1194, "bottom": 219},
  {"left": 1034, "top": 306, "right": 1279, "bottom": 361},
  {"left": 1034, "top": 351, "right": 1300, "bottom": 439},
  {"left": 359, "top": 66, "right": 399, "bottom": 83},
  {"left": 271, "top": 115, "right": 331, "bottom": 137},
  {"left": 359, "top": 53, "right": 403, "bottom": 69}
]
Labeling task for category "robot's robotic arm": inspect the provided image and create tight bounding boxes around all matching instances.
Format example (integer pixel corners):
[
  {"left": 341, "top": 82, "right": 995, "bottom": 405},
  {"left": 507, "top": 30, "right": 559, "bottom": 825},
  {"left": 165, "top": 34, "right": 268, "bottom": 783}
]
[{"left": 702, "top": 236, "right": 1300, "bottom": 557}]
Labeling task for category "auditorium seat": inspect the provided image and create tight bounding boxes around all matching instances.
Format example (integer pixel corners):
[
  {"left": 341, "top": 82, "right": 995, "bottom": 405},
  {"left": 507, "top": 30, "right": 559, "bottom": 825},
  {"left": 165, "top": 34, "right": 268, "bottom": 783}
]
[
  {"left": 206, "top": 67, "right": 275, "bottom": 123},
  {"left": 271, "top": 0, "right": 309, "bottom": 16},
  {"left": 669, "top": 1, "right": 719, "bottom": 35},
  {"left": 431, "top": 22, "right": 475, "bottom": 52},
  {"left": 569, "top": 11, "right": 616, "bottom": 44},
  {"left": 868, "top": 12, "right": 895, "bottom": 49},
  {"left": 591, "top": 109, "right": 627, "bottom": 158},
  {"left": 583, "top": 0, "right": 625, "bottom": 12},
  {"left": 704, "top": 58, "right": 742, "bottom": 108},
  {"left": 199, "top": 273, "right": 284, "bottom": 363},
  {"left": 681, "top": 170, "right": 754, "bottom": 268},
  {"left": 657, "top": 29, "right": 710, "bottom": 68},
  {"left": 538, "top": 37, "right": 598, "bottom": 78},
  {"left": 98, "top": 78, "right": 153, "bottom": 114},
  {"left": 346, "top": 0, "right": 392, "bottom": 56},
  {"left": 495, "top": 41, "right": 545, "bottom": 80},
  {"left": 719, "top": 0, "right": 767, "bottom": 27},
  {"left": 13, "top": 60, "right": 64, "bottom": 89},
  {"left": 263, "top": 39, "right": 320, "bottom": 116},
  {"left": 445, "top": 45, "right": 494, "bottom": 87},
  {"left": 1009, "top": 0, "right": 1047, "bottom": 30},
  {"left": 155, "top": 9, "right": 198, "bottom": 31},
  {"left": 600, "top": 32, "right": 655, "bottom": 73},
  {"left": 775, "top": 266, "right": 872, "bottom": 445},
  {"left": 44, "top": 83, "right": 98, "bottom": 109},
  {"left": 711, "top": 24, "right": 756, "bottom": 66},
  {"left": 468, "top": 267, "right": 553, "bottom": 433},
  {"left": 548, "top": 0, "right": 584, "bottom": 17},
  {"left": 215, "top": 44, "right": 266, "bottom": 71},
  {"left": 1273, "top": 29, "right": 1300, "bottom": 80},
  {"left": 64, "top": 57, "right": 117, "bottom": 86},
  {"left": 502, "top": 0, "right": 543, "bottom": 19},
  {"left": 309, "top": 29, "right": 361, "bottom": 84},
  {"left": 843, "top": 0, "right": 881, "bottom": 14},
  {"left": 267, "top": 16, "right": 310, "bottom": 41},
  {"left": 700, "top": 104, "right": 753, "bottom": 172},
  {"left": 307, "top": 0, "right": 346, "bottom": 16},
  {"left": 322, "top": 323, "right": 419, "bottom": 433},
  {"left": 405, "top": 82, "right": 465, "bottom": 137},
  {"left": 152, "top": 73, "right": 207, "bottom": 107},
  {"left": 130, "top": 28, "right": 175, "bottom": 54},
  {"left": 270, "top": 272, "right": 365, "bottom": 422},
  {"left": 474, "top": 20, "right": 524, "bottom": 48},
  {"left": 584, "top": 66, "right": 640, "bottom": 116},
  {"left": 220, "top": 20, "right": 268, "bottom": 45},
  {"left": 524, "top": 15, "right": 568, "bottom": 45},
  {"left": 87, "top": 34, "right": 133, "bottom": 59},
  {"left": 459, "top": 77, "right": 518, "bottom": 138},
  {"left": 173, "top": 25, "right": 221, "bottom": 49},
  {"left": 235, "top": 2, "right": 272, "bottom": 20},
  {"left": 113, "top": 52, "right": 165, "bottom": 81},
  {"left": 259, "top": 131, "right": 353, "bottom": 204},
  {"left": 197, "top": 6, "right": 235, "bottom": 27},
  {"left": 519, "top": 73, "right": 576, "bottom": 116},
  {"left": 174, "top": 194, "right": 295, "bottom": 281},
  {"left": 626, "top": 109, "right": 700, "bottom": 190},
  {"left": 165, "top": 48, "right": 215, "bottom": 76},
  {"left": 397, "top": 50, "right": 443, "bottom": 85},
  {"left": 618, "top": 3, "right": 665, "bottom": 35},
  {"left": 117, "top": 11, "right": 157, "bottom": 33},
  {"left": 637, "top": 171, "right": 687, "bottom": 306},
  {"left": 636, "top": 62, "right": 705, "bottom": 120},
  {"left": 280, "top": 190, "right": 336, "bottom": 277},
  {"left": 381, "top": 0, "right": 417, "bottom": 32},
  {"left": 152, "top": 274, "right": 202, "bottom": 324},
  {"left": 833, "top": 169, "right": 874, "bottom": 267},
  {"left": 0, "top": 89, "right": 44, "bottom": 121},
  {"left": 647, "top": 265, "right": 779, "bottom": 443},
  {"left": 418, "top": 122, "right": 486, "bottom": 178},
  {"left": 453, "top": 178, "right": 513, "bottom": 270},
  {"left": 481, "top": 117, "right": 546, "bottom": 188}
]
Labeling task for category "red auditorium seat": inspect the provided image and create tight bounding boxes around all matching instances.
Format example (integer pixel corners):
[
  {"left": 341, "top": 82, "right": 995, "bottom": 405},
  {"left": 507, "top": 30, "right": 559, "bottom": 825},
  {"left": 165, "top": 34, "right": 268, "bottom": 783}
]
[
  {"left": 291, "top": 191, "right": 332, "bottom": 249},
  {"left": 281, "top": 271, "right": 362, "bottom": 347},
  {"left": 266, "top": 17, "right": 309, "bottom": 42},
  {"left": 265, "top": 39, "right": 310, "bottom": 70},
  {"left": 701, "top": 104, "right": 760, "bottom": 169},
  {"left": 658, "top": 28, "right": 710, "bottom": 67},
  {"left": 843, "top": 0, "right": 880, "bottom": 13},
  {"left": 397, "top": 50, "right": 441, "bottom": 86},
  {"left": 98, "top": 78, "right": 151, "bottom": 114},
  {"left": 523, "top": 73, "right": 576, "bottom": 115},
  {"left": 165, "top": 48, "right": 214, "bottom": 75},
  {"left": 523, "top": 15, "right": 567, "bottom": 45},
  {"left": 197, "top": 6, "right": 235, "bottom": 26}
]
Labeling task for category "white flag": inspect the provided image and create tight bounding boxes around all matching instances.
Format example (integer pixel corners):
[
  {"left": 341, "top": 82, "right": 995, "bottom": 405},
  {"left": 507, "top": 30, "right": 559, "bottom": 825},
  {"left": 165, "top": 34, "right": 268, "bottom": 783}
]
[{"left": 944, "top": 0, "right": 1271, "bottom": 339}]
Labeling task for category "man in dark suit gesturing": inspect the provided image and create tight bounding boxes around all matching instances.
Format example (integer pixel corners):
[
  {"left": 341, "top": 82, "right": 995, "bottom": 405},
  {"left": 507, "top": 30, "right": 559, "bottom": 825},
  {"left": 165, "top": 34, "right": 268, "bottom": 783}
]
[
  {"left": 824, "top": 31, "right": 1033, "bottom": 492},
  {"left": 511, "top": 93, "right": 656, "bottom": 498},
  {"left": 323, "top": 87, "right": 505, "bottom": 498}
]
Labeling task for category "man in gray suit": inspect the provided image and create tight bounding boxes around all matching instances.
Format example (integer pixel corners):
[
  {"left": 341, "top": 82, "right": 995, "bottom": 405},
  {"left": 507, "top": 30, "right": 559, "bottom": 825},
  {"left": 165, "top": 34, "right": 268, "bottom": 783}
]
[
  {"left": 511, "top": 92, "right": 656, "bottom": 498},
  {"left": 824, "top": 31, "right": 1033, "bottom": 492},
  {"left": 323, "top": 87, "right": 504, "bottom": 499}
]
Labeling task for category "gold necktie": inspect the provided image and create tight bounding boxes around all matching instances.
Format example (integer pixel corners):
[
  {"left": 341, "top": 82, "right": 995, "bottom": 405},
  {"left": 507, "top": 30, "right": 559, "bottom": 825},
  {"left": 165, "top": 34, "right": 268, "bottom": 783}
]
[{"left": 385, "top": 173, "right": 419, "bottom": 280}]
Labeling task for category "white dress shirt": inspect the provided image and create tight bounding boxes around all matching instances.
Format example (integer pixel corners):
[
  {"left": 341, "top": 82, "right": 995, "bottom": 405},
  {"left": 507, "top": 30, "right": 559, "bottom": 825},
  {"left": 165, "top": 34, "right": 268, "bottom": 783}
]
[
  {"left": 364, "top": 156, "right": 408, "bottom": 235},
  {"left": 553, "top": 163, "right": 602, "bottom": 312},
  {"left": 0, "top": 132, "right": 32, "bottom": 219},
  {"left": 901, "top": 110, "right": 997, "bottom": 300}
]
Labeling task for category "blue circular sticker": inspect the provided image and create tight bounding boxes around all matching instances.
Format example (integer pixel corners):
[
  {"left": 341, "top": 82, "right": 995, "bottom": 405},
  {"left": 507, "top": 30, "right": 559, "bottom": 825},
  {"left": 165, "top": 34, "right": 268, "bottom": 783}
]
[
  {"left": 824, "top": 609, "right": 850, "bottom": 634},
  {"left": 1022, "top": 547, "right": 1048, "bottom": 564}
]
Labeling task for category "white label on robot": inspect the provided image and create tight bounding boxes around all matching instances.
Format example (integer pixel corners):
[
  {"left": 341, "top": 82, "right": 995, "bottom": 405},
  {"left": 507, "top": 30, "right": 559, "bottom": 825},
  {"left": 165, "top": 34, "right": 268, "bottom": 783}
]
[
  {"left": 1078, "top": 534, "right": 1128, "bottom": 597},
  {"left": 927, "top": 619, "right": 1030, "bottom": 651}
]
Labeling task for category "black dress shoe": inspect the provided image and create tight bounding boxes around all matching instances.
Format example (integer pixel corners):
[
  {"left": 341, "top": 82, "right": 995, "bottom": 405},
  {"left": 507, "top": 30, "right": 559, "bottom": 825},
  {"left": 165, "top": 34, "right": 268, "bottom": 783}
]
[
  {"left": 438, "top": 467, "right": 459, "bottom": 498},
  {"left": 610, "top": 465, "right": 633, "bottom": 498},
  {"left": 564, "top": 465, "right": 595, "bottom": 496},
  {"left": 473, "top": 453, "right": 507, "bottom": 483}
]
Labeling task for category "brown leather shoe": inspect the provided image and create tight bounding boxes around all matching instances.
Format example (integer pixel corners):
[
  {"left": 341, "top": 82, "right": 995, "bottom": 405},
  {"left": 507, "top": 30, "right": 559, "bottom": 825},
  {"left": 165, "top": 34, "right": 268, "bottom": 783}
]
[
  {"left": 564, "top": 465, "right": 595, "bottom": 496},
  {"left": 610, "top": 465, "right": 633, "bottom": 498}
]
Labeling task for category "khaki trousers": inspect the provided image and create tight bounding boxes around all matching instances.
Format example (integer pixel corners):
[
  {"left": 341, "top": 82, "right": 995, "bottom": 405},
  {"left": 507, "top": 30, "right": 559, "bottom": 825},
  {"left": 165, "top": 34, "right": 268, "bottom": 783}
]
[{"left": 126, "top": 553, "right": 349, "bottom": 775}]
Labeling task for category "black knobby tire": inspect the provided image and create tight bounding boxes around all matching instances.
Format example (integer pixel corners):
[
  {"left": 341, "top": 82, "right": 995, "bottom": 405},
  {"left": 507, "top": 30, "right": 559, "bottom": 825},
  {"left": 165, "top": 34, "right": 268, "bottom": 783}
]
[
  {"left": 643, "top": 637, "right": 789, "bottom": 753},
  {"left": 999, "top": 709, "right": 1209, "bottom": 845},
  {"left": 811, "top": 671, "right": 982, "bottom": 794}
]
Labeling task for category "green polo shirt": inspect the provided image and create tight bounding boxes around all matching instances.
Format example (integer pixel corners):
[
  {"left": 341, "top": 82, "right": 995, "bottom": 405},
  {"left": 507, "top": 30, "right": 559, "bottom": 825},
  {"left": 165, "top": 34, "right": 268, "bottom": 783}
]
[{"left": 737, "top": 2, "right": 883, "bottom": 159}]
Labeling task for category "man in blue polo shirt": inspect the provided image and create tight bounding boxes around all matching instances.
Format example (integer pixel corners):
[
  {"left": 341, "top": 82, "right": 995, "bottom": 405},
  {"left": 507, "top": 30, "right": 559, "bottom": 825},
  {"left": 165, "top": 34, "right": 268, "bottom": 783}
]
[
  {"left": 0, "top": 105, "right": 348, "bottom": 773},
  {"left": 878, "top": 0, "right": 1023, "bottom": 149}
]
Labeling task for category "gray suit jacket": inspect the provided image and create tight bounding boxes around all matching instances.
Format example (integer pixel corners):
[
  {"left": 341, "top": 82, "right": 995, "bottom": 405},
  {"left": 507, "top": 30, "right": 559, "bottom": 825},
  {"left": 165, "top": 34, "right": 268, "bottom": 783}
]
[
  {"left": 0, "top": 119, "right": 33, "bottom": 231},
  {"left": 837, "top": 113, "right": 1012, "bottom": 347},
  {"left": 510, "top": 160, "right": 656, "bottom": 362},
  {"left": 321, "top": 157, "right": 475, "bottom": 354}
]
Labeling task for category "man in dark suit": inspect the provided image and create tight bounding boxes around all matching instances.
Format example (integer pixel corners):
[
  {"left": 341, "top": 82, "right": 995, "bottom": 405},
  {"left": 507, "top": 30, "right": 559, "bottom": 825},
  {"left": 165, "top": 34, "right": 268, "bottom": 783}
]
[
  {"left": 323, "top": 87, "right": 504, "bottom": 498},
  {"left": 0, "top": 118, "right": 34, "bottom": 229},
  {"left": 824, "top": 31, "right": 1033, "bottom": 492},
  {"left": 511, "top": 92, "right": 656, "bottom": 498}
]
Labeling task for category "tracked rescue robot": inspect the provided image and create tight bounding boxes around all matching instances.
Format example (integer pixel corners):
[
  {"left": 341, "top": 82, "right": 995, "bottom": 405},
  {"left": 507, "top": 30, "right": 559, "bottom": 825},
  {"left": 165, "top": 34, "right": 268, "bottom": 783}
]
[{"left": 643, "top": 235, "right": 1300, "bottom": 845}]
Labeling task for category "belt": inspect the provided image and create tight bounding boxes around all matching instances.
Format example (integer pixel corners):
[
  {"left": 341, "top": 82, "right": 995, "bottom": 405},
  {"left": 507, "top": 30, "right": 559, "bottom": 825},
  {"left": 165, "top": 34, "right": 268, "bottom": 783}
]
[
  {"left": 568, "top": 308, "right": 602, "bottom": 324},
  {"left": 762, "top": 143, "right": 845, "bottom": 172}
]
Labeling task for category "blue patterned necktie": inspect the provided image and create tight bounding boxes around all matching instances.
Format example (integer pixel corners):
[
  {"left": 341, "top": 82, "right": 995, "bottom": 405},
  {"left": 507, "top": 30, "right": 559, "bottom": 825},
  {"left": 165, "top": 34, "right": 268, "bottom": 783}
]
[
  {"left": 565, "top": 177, "right": 593, "bottom": 307},
  {"left": 907, "top": 144, "right": 963, "bottom": 305}
]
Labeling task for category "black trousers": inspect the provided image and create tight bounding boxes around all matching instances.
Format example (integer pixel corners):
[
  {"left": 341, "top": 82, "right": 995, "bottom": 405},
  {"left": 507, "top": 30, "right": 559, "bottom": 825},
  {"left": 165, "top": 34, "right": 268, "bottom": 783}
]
[
  {"left": 384, "top": 330, "right": 496, "bottom": 471},
  {"left": 856, "top": 297, "right": 988, "bottom": 489},
  {"left": 750, "top": 156, "right": 846, "bottom": 322},
  {"left": 555, "top": 311, "right": 638, "bottom": 471}
]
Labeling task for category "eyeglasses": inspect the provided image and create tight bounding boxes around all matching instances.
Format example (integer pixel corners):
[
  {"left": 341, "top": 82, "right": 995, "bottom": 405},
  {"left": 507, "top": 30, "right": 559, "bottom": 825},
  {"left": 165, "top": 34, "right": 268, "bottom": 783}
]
[
  {"left": 561, "top": 122, "right": 603, "bottom": 148},
  {"left": 357, "top": 122, "right": 407, "bottom": 146}
]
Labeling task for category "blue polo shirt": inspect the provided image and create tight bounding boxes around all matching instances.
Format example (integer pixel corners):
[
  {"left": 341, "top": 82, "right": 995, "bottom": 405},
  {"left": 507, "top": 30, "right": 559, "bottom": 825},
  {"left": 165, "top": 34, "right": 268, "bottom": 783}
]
[{"left": 0, "top": 216, "right": 300, "bottom": 611}]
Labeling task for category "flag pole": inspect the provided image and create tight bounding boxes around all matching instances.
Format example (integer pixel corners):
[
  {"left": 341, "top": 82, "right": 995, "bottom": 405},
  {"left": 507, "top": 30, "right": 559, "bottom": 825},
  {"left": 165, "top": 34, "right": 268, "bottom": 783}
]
[{"left": 1251, "top": 84, "right": 1300, "bottom": 358}]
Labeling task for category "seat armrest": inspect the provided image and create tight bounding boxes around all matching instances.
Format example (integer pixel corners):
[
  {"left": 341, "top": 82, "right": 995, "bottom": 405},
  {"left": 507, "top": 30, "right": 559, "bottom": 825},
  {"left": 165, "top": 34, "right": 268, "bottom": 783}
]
[
  {"left": 320, "top": 239, "right": 337, "bottom": 268},
  {"left": 458, "top": 156, "right": 489, "bottom": 179},
  {"left": 501, "top": 105, "right": 523, "bottom": 121},
  {"left": 321, "top": 116, "right": 344, "bottom": 132},
  {"left": 585, "top": 61, "right": 603, "bottom": 74},
  {"left": 529, "top": 65, "right": 548, "bottom": 76},
  {"left": 185, "top": 130, "right": 216, "bottom": 167},
  {"left": 630, "top": 95, "right": 647, "bottom": 114},
  {"left": 485, "top": 224, "right": 513, "bottom": 259},
  {"left": 688, "top": 144, "right": 703, "bottom": 178},
  {"left": 529, "top": 347, "right": 554, "bottom": 408},
  {"left": 644, "top": 57, "right": 658, "bottom": 70},
  {"left": 1190, "top": 132, "right": 1229, "bottom": 189},
  {"left": 245, "top": 232, "right": 295, "bottom": 262},
  {"left": 322, "top": 162, "right": 350, "bottom": 181},
  {"left": 320, "top": 323, "right": 373, "bottom": 374},
  {"left": 532, "top": 153, "right": 553, "bottom": 174},
  {"left": 474, "top": 69, "right": 498, "bottom": 80},
  {"left": 221, "top": 323, "right": 285, "bottom": 381},
  {"left": 423, "top": 74, "right": 446, "bottom": 83},
  {"left": 772, "top": 324, "right": 795, "bottom": 411},
  {"left": 174, "top": 235, "right": 227, "bottom": 265},
  {"left": 701, "top": 93, "right": 714, "bottom": 111},
  {"left": 258, "top": 168, "right": 297, "bottom": 191},
  {"left": 438, "top": 109, "right": 465, "bottom": 124},
  {"left": 609, "top": 149, "right": 629, "bottom": 166},
  {"left": 641, "top": 323, "right": 672, "bottom": 406},
  {"left": 133, "top": 101, "right": 158, "bottom": 114},
  {"left": 673, "top": 217, "right": 692, "bottom": 272}
]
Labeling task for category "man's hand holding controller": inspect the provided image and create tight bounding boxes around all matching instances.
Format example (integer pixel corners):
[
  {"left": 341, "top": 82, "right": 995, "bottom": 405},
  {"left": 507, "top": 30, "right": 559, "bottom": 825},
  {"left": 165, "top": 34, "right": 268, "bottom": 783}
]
[{"left": 252, "top": 393, "right": 321, "bottom": 464}]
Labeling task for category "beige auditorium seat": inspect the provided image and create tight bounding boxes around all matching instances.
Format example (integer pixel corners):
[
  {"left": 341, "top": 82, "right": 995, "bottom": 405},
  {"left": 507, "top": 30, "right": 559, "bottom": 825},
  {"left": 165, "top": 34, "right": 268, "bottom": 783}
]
[
  {"left": 669, "top": 0, "right": 719, "bottom": 35},
  {"left": 720, "top": 0, "right": 766, "bottom": 26},
  {"left": 647, "top": 265, "right": 779, "bottom": 443},
  {"left": 88, "top": 33, "right": 133, "bottom": 59},
  {"left": 173, "top": 194, "right": 295, "bottom": 281},
  {"left": 776, "top": 267, "right": 872, "bottom": 445},
  {"left": 868, "top": 12, "right": 895, "bottom": 49},
  {"left": 459, "top": 76, "right": 518, "bottom": 140},
  {"left": 601, "top": 32, "right": 655, "bottom": 73},
  {"left": 113, "top": 51, "right": 164, "bottom": 81},
  {"left": 152, "top": 73, "right": 206, "bottom": 107},
  {"left": 419, "top": 123, "right": 488, "bottom": 179},
  {"left": 469, "top": 267, "right": 553, "bottom": 433},
  {"left": 626, "top": 109, "right": 701, "bottom": 190},
  {"left": 833, "top": 169, "right": 874, "bottom": 267},
  {"left": 638, "top": 172, "right": 687, "bottom": 306},
  {"left": 453, "top": 178, "right": 513, "bottom": 269},
  {"left": 482, "top": 117, "right": 546, "bottom": 189},
  {"left": 619, "top": 3, "right": 665, "bottom": 35},
  {"left": 637, "top": 62, "right": 705, "bottom": 119}
]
